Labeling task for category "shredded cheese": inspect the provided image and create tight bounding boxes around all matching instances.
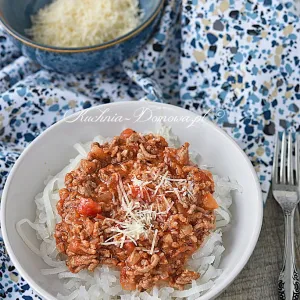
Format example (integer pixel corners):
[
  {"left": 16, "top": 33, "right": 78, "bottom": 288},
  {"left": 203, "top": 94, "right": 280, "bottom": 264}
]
[
  {"left": 102, "top": 167, "right": 196, "bottom": 252},
  {"left": 150, "top": 229, "right": 158, "bottom": 255},
  {"left": 26, "top": 0, "right": 142, "bottom": 48},
  {"left": 154, "top": 171, "right": 169, "bottom": 195},
  {"left": 173, "top": 188, "right": 182, "bottom": 202},
  {"left": 132, "top": 175, "right": 151, "bottom": 188},
  {"left": 102, "top": 179, "right": 160, "bottom": 248}
]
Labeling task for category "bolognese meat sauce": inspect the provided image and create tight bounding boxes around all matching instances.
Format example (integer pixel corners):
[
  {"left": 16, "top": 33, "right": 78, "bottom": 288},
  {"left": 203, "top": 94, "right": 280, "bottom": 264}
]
[{"left": 55, "top": 129, "right": 218, "bottom": 291}]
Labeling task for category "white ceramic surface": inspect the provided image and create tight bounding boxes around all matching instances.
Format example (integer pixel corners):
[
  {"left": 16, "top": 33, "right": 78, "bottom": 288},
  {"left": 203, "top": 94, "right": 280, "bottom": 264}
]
[{"left": 1, "top": 101, "right": 263, "bottom": 300}]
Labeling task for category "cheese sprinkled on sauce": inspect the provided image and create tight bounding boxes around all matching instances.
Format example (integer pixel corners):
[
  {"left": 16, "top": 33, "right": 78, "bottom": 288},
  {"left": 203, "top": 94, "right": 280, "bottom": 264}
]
[{"left": 101, "top": 168, "right": 196, "bottom": 249}]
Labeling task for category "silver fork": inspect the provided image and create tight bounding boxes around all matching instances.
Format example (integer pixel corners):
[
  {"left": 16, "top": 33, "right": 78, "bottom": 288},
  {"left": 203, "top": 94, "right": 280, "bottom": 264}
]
[{"left": 272, "top": 132, "right": 300, "bottom": 300}]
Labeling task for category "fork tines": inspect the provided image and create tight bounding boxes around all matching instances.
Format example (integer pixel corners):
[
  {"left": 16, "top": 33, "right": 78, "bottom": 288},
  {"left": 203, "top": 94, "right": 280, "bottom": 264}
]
[{"left": 273, "top": 132, "right": 299, "bottom": 186}]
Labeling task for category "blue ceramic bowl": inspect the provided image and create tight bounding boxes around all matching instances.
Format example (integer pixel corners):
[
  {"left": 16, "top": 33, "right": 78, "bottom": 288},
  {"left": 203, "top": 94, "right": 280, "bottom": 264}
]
[{"left": 0, "top": 0, "right": 163, "bottom": 73}]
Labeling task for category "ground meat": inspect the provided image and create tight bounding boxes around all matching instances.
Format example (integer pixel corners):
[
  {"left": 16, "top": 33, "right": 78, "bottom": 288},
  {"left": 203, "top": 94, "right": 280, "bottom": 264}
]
[{"left": 55, "top": 129, "right": 218, "bottom": 291}]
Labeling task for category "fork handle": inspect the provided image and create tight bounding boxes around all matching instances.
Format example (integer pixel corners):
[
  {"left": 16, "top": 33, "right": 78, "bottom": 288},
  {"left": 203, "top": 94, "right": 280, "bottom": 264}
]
[{"left": 278, "top": 209, "right": 300, "bottom": 300}]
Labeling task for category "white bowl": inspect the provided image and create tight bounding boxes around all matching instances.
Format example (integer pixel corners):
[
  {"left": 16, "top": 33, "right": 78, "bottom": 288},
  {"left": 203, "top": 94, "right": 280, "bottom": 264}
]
[{"left": 1, "top": 101, "right": 263, "bottom": 300}]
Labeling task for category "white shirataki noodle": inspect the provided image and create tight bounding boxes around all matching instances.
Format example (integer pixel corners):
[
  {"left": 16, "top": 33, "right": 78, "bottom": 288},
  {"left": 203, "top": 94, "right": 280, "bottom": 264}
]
[{"left": 16, "top": 127, "right": 242, "bottom": 299}]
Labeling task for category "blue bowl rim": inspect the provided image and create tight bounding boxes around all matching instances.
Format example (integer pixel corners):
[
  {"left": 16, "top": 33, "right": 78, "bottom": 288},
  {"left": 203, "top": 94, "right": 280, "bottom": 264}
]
[{"left": 0, "top": 0, "right": 164, "bottom": 53}]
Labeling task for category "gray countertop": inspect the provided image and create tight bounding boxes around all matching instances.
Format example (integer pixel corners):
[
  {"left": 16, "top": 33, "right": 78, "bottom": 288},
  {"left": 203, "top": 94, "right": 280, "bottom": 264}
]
[{"left": 219, "top": 192, "right": 300, "bottom": 300}]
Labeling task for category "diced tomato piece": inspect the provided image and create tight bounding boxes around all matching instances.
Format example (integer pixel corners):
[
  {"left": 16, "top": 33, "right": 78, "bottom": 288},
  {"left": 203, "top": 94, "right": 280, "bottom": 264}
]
[
  {"left": 96, "top": 214, "right": 105, "bottom": 220},
  {"left": 146, "top": 189, "right": 153, "bottom": 198},
  {"left": 124, "top": 242, "right": 136, "bottom": 254},
  {"left": 77, "top": 197, "right": 102, "bottom": 217},
  {"left": 143, "top": 188, "right": 152, "bottom": 203},
  {"left": 120, "top": 267, "right": 137, "bottom": 291},
  {"left": 129, "top": 144, "right": 139, "bottom": 152},
  {"left": 202, "top": 193, "right": 219, "bottom": 210},
  {"left": 131, "top": 186, "right": 140, "bottom": 198},
  {"left": 131, "top": 186, "right": 151, "bottom": 201},
  {"left": 120, "top": 128, "right": 135, "bottom": 139}
]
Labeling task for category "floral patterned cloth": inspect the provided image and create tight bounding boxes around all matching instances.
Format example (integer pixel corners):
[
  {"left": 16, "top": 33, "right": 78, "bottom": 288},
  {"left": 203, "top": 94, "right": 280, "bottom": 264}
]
[{"left": 0, "top": 0, "right": 299, "bottom": 298}]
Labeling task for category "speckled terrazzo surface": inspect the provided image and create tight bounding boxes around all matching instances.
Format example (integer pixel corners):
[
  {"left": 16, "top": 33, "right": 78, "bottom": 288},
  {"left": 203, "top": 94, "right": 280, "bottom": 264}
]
[{"left": 0, "top": 0, "right": 299, "bottom": 299}]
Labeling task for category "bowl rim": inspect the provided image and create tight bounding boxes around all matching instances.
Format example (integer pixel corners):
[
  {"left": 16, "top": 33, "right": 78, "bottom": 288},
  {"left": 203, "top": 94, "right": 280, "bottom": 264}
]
[
  {"left": 0, "top": 0, "right": 164, "bottom": 53},
  {"left": 0, "top": 101, "right": 263, "bottom": 300}
]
